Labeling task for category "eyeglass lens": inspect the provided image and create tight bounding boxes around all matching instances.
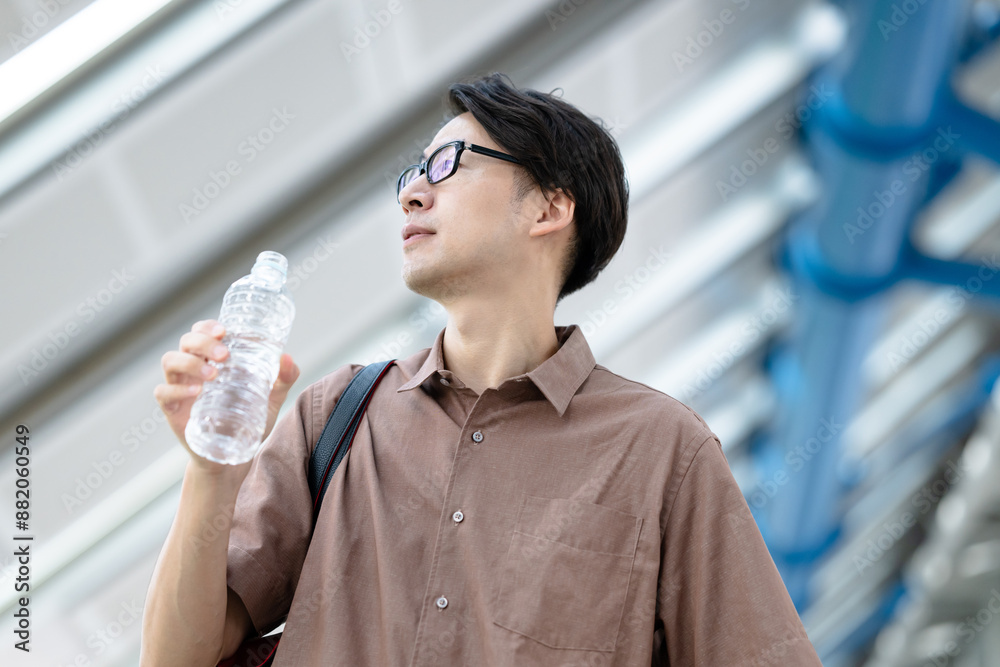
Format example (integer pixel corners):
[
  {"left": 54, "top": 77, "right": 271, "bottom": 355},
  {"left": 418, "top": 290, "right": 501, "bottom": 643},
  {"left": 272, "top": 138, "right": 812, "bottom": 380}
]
[
  {"left": 427, "top": 143, "right": 457, "bottom": 183},
  {"left": 398, "top": 143, "right": 461, "bottom": 197}
]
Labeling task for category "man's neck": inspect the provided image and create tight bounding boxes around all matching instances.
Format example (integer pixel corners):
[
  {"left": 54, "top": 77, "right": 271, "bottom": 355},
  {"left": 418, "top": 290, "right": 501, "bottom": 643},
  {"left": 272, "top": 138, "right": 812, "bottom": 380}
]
[{"left": 441, "top": 303, "right": 560, "bottom": 396}]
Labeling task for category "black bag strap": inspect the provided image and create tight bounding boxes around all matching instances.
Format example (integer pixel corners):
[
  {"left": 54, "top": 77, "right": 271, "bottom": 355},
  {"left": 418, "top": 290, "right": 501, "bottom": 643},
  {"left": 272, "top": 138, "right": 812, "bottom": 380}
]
[{"left": 307, "top": 359, "right": 395, "bottom": 517}]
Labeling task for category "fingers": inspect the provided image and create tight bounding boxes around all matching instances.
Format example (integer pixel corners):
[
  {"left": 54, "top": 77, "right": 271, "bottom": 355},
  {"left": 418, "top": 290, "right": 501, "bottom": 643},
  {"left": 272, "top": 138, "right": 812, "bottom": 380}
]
[
  {"left": 157, "top": 320, "right": 227, "bottom": 405},
  {"left": 179, "top": 331, "right": 229, "bottom": 362},
  {"left": 267, "top": 354, "right": 300, "bottom": 405},
  {"left": 154, "top": 320, "right": 233, "bottom": 452},
  {"left": 161, "top": 320, "right": 228, "bottom": 385},
  {"left": 275, "top": 353, "right": 300, "bottom": 389},
  {"left": 161, "top": 350, "right": 218, "bottom": 385},
  {"left": 184, "top": 319, "right": 228, "bottom": 358},
  {"left": 154, "top": 382, "right": 201, "bottom": 413},
  {"left": 193, "top": 319, "right": 225, "bottom": 336},
  {"left": 262, "top": 354, "right": 300, "bottom": 441}
]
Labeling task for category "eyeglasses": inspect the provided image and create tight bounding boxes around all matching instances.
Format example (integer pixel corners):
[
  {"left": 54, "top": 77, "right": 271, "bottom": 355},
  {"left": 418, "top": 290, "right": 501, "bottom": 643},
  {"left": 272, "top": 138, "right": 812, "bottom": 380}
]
[{"left": 396, "top": 140, "right": 522, "bottom": 203}]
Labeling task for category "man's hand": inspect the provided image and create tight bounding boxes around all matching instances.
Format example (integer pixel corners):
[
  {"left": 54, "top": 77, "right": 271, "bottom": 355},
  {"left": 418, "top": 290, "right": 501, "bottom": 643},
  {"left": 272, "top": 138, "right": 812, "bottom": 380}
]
[
  {"left": 143, "top": 317, "right": 298, "bottom": 666},
  {"left": 154, "top": 319, "right": 301, "bottom": 471}
]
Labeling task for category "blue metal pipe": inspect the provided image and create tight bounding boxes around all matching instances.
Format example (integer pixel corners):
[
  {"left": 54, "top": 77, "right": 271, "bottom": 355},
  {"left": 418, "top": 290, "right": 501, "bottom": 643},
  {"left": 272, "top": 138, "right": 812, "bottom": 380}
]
[{"left": 758, "top": 0, "right": 971, "bottom": 610}]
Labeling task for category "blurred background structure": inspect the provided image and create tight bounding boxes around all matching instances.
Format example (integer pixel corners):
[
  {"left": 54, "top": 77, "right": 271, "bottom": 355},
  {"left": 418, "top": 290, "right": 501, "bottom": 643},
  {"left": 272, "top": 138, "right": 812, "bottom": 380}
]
[{"left": 0, "top": 0, "right": 999, "bottom": 664}]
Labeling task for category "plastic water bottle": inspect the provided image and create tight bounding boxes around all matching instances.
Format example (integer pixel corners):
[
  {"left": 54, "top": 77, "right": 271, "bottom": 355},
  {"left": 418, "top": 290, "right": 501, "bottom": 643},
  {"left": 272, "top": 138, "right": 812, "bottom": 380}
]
[{"left": 185, "top": 251, "right": 296, "bottom": 464}]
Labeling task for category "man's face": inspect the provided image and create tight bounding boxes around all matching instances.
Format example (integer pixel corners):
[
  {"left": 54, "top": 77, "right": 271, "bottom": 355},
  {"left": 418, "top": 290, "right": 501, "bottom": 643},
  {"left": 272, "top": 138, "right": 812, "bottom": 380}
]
[{"left": 398, "top": 112, "right": 530, "bottom": 304}]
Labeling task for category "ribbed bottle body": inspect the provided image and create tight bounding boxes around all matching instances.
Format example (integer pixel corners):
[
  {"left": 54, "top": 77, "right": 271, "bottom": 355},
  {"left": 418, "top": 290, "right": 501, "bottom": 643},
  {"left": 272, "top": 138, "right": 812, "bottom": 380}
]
[{"left": 185, "top": 252, "right": 295, "bottom": 464}]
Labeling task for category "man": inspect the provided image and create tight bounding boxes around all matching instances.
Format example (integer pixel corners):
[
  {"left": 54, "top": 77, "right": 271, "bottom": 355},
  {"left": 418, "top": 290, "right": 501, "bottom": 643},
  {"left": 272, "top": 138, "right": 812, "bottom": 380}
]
[{"left": 141, "top": 73, "right": 823, "bottom": 665}]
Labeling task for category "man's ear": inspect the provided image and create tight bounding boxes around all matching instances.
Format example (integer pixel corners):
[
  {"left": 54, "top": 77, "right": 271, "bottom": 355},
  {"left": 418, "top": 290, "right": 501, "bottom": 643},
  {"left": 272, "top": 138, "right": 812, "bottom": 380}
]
[{"left": 528, "top": 188, "right": 575, "bottom": 238}]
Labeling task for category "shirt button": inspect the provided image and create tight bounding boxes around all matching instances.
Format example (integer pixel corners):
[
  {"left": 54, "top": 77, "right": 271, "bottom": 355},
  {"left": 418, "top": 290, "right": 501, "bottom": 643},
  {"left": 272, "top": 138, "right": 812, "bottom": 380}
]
[
  {"left": 471, "top": 430, "right": 483, "bottom": 443},
  {"left": 439, "top": 377, "right": 450, "bottom": 386},
  {"left": 452, "top": 510, "right": 464, "bottom": 523},
  {"left": 436, "top": 596, "right": 448, "bottom": 610}
]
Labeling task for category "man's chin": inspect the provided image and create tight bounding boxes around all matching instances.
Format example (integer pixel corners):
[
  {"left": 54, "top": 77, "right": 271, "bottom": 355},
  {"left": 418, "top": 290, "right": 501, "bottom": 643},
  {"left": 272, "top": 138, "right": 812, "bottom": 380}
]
[
  {"left": 401, "top": 264, "right": 436, "bottom": 298},
  {"left": 401, "top": 266, "right": 472, "bottom": 304}
]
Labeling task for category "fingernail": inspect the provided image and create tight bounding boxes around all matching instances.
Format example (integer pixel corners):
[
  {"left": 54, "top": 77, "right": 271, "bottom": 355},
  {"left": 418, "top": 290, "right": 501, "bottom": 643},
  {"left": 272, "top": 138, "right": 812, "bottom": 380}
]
[
  {"left": 213, "top": 345, "right": 227, "bottom": 359},
  {"left": 212, "top": 324, "right": 225, "bottom": 336},
  {"left": 201, "top": 365, "right": 214, "bottom": 378},
  {"left": 188, "top": 384, "right": 201, "bottom": 394}
]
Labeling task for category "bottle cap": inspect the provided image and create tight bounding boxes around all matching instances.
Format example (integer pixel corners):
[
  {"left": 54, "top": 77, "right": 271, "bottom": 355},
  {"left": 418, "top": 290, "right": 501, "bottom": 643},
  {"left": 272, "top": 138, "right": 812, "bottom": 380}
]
[{"left": 254, "top": 251, "right": 288, "bottom": 275}]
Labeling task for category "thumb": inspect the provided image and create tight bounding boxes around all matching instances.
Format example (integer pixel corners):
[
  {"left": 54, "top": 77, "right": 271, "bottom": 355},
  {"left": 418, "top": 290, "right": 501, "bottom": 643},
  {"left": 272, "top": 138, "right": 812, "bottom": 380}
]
[{"left": 264, "top": 353, "right": 300, "bottom": 440}]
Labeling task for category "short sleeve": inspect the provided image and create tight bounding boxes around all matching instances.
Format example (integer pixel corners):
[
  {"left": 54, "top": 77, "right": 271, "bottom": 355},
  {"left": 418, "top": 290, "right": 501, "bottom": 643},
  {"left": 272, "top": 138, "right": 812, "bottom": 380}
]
[
  {"left": 226, "top": 363, "right": 361, "bottom": 635},
  {"left": 655, "top": 436, "right": 823, "bottom": 665}
]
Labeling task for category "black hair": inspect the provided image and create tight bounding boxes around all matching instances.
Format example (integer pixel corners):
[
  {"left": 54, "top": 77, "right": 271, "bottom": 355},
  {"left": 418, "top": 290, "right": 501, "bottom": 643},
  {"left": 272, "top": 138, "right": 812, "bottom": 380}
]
[{"left": 447, "top": 72, "right": 629, "bottom": 301}]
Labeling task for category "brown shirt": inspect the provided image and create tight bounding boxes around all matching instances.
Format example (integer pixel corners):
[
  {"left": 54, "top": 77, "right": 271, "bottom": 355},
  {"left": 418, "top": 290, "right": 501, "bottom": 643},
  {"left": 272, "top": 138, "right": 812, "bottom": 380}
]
[{"left": 226, "top": 324, "right": 822, "bottom": 666}]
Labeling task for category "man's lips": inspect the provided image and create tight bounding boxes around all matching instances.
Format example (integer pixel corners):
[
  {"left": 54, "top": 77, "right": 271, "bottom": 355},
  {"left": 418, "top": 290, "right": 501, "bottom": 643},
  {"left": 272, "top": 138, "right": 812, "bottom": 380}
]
[
  {"left": 402, "top": 222, "right": 435, "bottom": 246},
  {"left": 402, "top": 232, "right": 434, "bottom": 248}
]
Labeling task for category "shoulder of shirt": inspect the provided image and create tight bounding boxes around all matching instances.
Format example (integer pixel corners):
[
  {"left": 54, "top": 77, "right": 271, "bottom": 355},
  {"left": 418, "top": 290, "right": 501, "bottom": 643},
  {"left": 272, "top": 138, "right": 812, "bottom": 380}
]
[
  {"left": 295, "top": 349, "right": 429, "bottom": 412},
  {"left": 291, "top": 361, "right": 369, "bottom": 417},
  {"left": 588, "top": 364, "right": 722, "bottom": 450},
  {"left": 303, "top": 361, "right": 367, "bottom": 395},
  {"left": 285, "top": 363, "right": 368, "bottom": 449}
]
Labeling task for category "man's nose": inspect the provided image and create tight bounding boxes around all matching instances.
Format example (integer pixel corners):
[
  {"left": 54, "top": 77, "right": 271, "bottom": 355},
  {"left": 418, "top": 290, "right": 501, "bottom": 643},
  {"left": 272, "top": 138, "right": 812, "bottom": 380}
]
[{"left": 399, "top": 175, "right": 432, "bottom": 213}]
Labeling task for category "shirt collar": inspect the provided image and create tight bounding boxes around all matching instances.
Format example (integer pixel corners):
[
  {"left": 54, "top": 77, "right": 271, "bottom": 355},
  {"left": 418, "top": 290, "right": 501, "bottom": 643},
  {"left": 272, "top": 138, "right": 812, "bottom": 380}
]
[{"left": 396, "top": 324, "right": 596, "bottom": 417}]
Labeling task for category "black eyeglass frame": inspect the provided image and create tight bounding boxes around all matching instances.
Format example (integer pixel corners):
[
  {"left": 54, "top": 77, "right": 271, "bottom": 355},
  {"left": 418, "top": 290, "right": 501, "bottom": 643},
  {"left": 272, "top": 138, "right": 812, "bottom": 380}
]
[{"left": 396, "top": 140, "right": 522, "bottom": 202}]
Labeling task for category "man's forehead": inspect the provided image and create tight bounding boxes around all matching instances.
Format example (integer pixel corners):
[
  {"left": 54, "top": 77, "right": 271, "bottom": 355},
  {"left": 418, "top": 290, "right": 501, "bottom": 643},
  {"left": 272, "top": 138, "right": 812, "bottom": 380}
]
[{"left": 422, "top": 113, "right": 487, "bottom": 159}]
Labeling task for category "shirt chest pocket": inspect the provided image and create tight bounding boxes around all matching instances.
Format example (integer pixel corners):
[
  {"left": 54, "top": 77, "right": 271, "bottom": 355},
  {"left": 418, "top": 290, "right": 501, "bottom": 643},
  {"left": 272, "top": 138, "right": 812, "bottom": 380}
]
[{"left": 492, "top": 494, "right": 642, "bottom": 652}]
